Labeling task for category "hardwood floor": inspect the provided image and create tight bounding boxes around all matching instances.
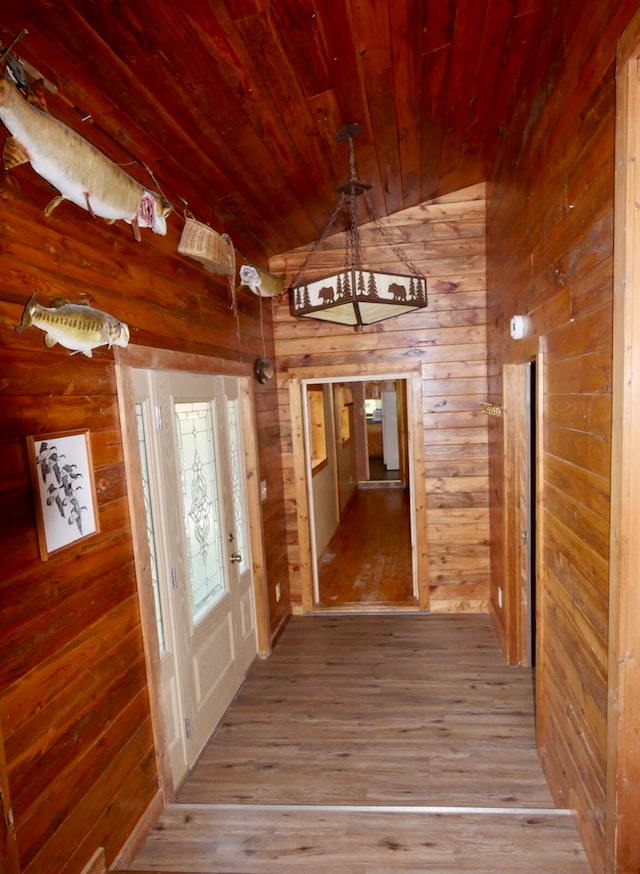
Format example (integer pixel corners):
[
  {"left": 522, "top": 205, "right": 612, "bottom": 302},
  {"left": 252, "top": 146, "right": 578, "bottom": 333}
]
[
  {"left": 367, "top": 456, "right": 400, "bottom": 481},
  {"left": 122, "top": 615, "right": 590, "bottom": 873},
  {"left": 317, "top": 487, "right": 415, "bottom": 608}
]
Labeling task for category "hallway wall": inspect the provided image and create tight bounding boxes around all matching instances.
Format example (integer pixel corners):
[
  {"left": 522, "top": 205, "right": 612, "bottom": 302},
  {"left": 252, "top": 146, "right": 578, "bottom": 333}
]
[
  {"left": 0, "top": 168, "right": 288, "bottom": 871},
  {"left": 484, "top": 2, "right": 639, "bottom": 870}
]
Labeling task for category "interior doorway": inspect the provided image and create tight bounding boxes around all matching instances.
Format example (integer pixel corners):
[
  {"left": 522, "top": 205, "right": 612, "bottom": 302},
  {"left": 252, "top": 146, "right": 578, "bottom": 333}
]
[
  {"left": 288, "top": 364, "right": 428, "bottom": 613},
  {"left": 302, "top": 375, "right": 416, "bottom": 609},
  {"left": 360, "top": 380, "right": 409, "bottom": 486}
]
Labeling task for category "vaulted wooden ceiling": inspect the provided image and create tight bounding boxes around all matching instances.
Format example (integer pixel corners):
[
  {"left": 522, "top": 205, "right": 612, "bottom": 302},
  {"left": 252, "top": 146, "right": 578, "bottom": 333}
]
[{"left": 0, "top": 0, "right": 543, "bottom": 265}]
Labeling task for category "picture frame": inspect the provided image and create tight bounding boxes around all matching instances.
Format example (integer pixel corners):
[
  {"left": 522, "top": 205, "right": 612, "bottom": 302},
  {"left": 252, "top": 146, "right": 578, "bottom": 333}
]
[{"left": 26, "top": 429, "right": 100, "bottom": 560}]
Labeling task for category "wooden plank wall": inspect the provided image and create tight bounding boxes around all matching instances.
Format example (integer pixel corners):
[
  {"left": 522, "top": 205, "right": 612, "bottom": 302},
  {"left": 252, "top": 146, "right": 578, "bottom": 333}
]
[
  {"left": 269, "top": 183, "right": 490, "bottom": 613},
  {"left": 0, "top": 169, "right": 289, "bottom": 872},
  {"left": 609, "top": 14, "right": 640, "bottom": 873},
  {"left": 484, "top": 2, "right": 639, "bottom": 871}
]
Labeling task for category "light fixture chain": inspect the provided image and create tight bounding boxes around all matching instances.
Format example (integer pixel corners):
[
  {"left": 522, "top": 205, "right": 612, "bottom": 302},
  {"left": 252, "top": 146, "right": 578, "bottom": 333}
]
[
  {"left": 290, "top": 193, "right": 347, "bottom": 287},
  {"left": 289, "top": 122, "right": 427, "bottom": 331},
  {"left": 363, "top": 189, "right": 424, "bottom": 279},
  {"left": 347, "top": 191, "right": 359, "bottom": 270},
  {"left": 348, "top": 134, "right": 358, "bottom": 182},
  {"left": 347, "top": 134, "right": 363, "bottom": 269}
]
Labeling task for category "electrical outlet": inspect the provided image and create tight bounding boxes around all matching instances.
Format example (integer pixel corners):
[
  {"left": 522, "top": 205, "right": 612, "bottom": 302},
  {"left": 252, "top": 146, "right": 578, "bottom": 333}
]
[
  {"left": 260, "top": 480, "right": 267, "bottom": 501},
  {"left": 497, "top": 587, "right": 503, "bottom": 609},
  {"left": 275, "top": 582, "right": 281, "bottom": 603}
]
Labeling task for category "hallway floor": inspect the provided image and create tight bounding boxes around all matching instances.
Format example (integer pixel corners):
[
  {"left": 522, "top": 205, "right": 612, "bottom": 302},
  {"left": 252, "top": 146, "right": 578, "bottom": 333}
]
[
  {"left": 123, "top": 615, "right": 590, "bottom": 872},
  {"left": 317, "top": 487, "right": 415, "bottom": 608}
]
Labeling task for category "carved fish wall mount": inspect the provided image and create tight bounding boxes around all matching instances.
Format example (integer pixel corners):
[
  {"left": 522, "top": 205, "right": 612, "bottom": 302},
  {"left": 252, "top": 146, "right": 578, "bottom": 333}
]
[
  {"left": 0, "top": 77, "right": 172, "bottom": 240},
  {"left": 16, "top": 294, "right": 130, "bottom": 358}
]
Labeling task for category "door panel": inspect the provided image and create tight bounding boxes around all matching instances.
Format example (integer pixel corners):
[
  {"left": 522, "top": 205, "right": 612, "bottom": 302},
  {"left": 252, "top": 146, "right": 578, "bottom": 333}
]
[
  {"left": 133, "top": 368, "right": 257, "bottom": 788},
  {"left": 133, "top": 371, "right": 186, "bottom": 782},
  {"left": 191, "top": 612, "right": 237, "bottom": 739}
]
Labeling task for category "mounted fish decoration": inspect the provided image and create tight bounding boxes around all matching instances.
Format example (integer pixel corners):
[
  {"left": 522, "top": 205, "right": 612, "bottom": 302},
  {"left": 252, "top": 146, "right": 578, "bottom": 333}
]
[
  {"left": 16, "top": 294, "right": 130, "bottom": 358},
  {"left": 240, "top": 264, "right": 285, "bottom": 298},
  {"left": 0, "top": 77, "right": 172, "bottom": 240}
]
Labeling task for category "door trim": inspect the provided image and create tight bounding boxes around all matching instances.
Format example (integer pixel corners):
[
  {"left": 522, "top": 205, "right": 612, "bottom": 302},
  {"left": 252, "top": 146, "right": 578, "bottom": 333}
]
[
  {"left": 608, "top": 23, "right": 640, "bottom": 871},
  {"left": 500, "top": 354, "right": 544, "bottom": 669},
  {"left": 502, "top": 363, "right": 527, "bottom": 666},
  {"left": 114, "top": 346, "right": 271, "bottom": 801},
  {"left": 287, "top": 362, "right": 428, "bottom": 613}
]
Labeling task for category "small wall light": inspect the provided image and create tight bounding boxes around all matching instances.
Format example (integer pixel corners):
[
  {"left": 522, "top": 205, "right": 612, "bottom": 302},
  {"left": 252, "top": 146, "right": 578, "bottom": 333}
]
[{"left": 509, "top": 314, "right": 532, "bottom": 340}]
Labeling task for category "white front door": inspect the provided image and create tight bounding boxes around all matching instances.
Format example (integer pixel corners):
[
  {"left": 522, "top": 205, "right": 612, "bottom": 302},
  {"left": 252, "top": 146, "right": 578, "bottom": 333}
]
[{"left": 132, "top": 369, "right": 257, "bottom": 788}]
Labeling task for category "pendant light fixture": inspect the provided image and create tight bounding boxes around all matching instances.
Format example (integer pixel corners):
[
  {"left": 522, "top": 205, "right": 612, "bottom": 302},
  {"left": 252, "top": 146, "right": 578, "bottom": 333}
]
[{"left": 289, "top": 123, "right": 427, "bottom": 330}]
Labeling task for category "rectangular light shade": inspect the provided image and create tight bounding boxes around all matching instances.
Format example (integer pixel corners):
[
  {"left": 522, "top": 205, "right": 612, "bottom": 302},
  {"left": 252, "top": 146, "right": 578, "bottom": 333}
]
[{"left": 290, "top": 269, "right": 428, "bottom": 327}]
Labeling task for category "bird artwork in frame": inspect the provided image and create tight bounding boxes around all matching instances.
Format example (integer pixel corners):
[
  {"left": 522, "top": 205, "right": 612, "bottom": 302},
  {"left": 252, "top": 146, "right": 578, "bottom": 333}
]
[{"left": 26, "top": 429, "right": 100, "bottom": 560}]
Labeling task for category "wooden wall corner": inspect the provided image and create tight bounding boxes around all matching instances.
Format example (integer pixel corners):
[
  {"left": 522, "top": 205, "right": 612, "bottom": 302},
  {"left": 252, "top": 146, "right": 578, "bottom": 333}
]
[
  {"left": 80, "top": 847, "right": 106, "bottom": 874},
  {"left": 109, "top": 789, "right": 164, "bottom": 871}
]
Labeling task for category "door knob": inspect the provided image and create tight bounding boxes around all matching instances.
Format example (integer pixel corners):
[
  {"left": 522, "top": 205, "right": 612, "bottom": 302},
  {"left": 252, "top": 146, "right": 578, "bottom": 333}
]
[{"left": 230, "top": 552, "right": 242, "bottom": 563}]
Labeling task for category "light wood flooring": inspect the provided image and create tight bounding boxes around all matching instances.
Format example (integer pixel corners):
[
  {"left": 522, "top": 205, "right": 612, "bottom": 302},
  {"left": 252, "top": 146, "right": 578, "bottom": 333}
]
[
  {"left": 122, "top": 615, "right": 590, "bottom": 873},
  {"left": 317, "top": 487, "right": 415, "bottom": 608}
]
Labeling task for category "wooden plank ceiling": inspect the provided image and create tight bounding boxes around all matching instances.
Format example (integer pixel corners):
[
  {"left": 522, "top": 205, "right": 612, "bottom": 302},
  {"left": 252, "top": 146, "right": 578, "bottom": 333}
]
[{"left": 0, "top": 0, "right": 542, "bottom": 265}]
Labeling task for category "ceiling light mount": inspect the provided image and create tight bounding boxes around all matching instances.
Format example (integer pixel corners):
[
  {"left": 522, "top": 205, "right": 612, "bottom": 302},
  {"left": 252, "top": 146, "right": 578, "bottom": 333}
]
[{"left": 335, "top": 122, "right": 363, "bottom": 142}]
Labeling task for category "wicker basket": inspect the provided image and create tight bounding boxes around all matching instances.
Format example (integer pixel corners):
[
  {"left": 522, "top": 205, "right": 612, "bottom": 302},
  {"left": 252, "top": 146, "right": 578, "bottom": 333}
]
[{"left": 178, "top": 214, "right": 235, "bottom": 275}]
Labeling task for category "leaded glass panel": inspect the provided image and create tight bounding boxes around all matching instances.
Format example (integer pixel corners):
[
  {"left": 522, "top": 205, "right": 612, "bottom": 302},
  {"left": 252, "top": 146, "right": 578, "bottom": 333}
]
[
  {"left": 175, "top": 401, "right": 226, "bottom": 624},
  {"left": 135, "top": 403, "right": 166, "bottom": 655}
]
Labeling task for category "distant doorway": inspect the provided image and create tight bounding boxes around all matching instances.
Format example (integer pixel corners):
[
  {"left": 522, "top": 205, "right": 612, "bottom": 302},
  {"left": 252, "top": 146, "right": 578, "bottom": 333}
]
[
  {"left": 288, "top": 364, "right": 428, "bottom": 613},
  {"left": 361, "top": 381, "right": 408, "bottom": 486},
  {"left": 302, "top": 375, "right": 416, "bottom": 610}
]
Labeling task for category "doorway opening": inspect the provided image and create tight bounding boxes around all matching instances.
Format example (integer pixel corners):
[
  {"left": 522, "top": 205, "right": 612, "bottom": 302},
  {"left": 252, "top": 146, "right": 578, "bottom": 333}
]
[
  {"left": 360, "top": 380, "right": 408, "bottom": 487},
  {"left": 288, "top": 364, "right": 428, "bottom": 614},
  {"left": 301, "top": 375, "right": 416, "bottom": 610}
]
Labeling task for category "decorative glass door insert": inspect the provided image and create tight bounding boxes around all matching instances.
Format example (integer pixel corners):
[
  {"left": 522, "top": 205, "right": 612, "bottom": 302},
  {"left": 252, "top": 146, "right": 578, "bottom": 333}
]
[{"left": 175, "top": 401, "right": 226, "bottom": 624}]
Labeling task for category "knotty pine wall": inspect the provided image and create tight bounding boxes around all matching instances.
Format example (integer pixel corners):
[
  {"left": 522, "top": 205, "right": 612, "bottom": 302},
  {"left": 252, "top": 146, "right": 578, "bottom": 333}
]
[
  {"left": 0, "top": 171, "right": 289, "bottom": 873},
  {"left": 485, "top": 2, "right": 638, "bottom": 871},
  {"left": 270, "top": 183, "right": 490, "bottom": 614}
]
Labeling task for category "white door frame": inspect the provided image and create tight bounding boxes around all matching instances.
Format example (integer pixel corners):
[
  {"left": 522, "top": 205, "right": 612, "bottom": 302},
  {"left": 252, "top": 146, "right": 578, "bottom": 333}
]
[{"left": 114, "top": 346, "right": 271, "bottom": 801}]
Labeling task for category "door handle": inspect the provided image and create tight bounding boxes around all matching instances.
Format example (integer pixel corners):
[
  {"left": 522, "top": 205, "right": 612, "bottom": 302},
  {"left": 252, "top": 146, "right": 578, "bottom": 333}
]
[{"left": 230, "top": 552, "right": 242, "bottom": 563}]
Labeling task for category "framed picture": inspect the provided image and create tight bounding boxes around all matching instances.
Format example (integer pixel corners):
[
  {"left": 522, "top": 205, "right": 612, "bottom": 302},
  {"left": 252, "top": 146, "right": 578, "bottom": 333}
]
[{"left": 26, "top": 429, "right": 100, "bottom": 560}]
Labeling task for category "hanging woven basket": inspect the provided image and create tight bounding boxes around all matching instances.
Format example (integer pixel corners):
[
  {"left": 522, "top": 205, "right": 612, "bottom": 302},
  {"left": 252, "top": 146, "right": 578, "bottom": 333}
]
[{"left": 178, "top": 212, "right": 236, "bottom": 276}]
